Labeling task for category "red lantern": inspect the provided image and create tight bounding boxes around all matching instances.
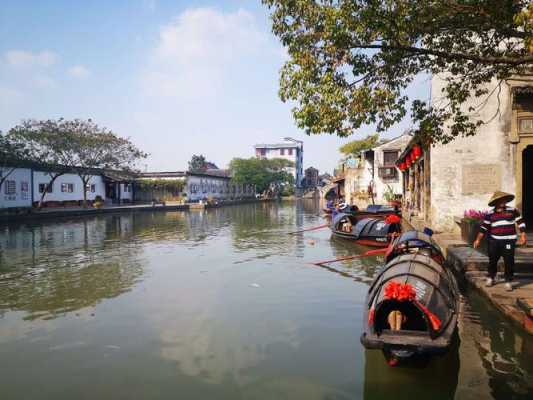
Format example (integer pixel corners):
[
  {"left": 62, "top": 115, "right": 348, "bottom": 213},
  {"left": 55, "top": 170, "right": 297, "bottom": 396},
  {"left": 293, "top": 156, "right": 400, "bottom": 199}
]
[
  {"left": 412, "top": 144, "right": 422, "bottom": 159},
  {"left": 405, "top": 153, "right": 412, "bottom": 167}
]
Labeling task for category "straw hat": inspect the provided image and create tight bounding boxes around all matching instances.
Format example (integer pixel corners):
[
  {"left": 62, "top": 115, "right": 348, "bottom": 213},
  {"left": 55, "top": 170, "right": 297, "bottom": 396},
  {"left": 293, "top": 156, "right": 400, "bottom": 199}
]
[{"left": 488, "top": 191, "right": 515, "bottom": 207}]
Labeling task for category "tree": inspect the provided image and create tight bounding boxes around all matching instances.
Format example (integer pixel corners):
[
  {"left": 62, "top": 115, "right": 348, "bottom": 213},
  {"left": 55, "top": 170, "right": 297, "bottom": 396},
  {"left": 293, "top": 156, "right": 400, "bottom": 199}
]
[
  {"left": 9, "top": 120, "right": 80, "bottom": 208},
  {"left": 0, "top": 131, "right": 28, "bottom": 191},
  {"left": 67, "top": 120, "right": 147, "bottom": 207},
  {"left": 339, "top": 134, "right": 385, "bottom": 156},
  {"left": 263, "top": 1, "right": 533, "bottom": 144},
  {"left": 188, "top": 155, "right": 208, "bottom": 173},
  {"left": 229, "top": 157, "right": 294, "bottom": 194},
  {"left": 9, "top": 119, "right": 147, "bottom": 208}
]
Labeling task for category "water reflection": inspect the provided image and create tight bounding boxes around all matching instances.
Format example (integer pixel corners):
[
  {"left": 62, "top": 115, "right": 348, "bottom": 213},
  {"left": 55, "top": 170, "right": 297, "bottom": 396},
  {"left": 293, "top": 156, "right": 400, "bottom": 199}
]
[
  {"left": 0, "top": 203, "right": 532, "bottom": 399},
  {"left": 364, "top": 343, "right": 460, "bottom": 400}
]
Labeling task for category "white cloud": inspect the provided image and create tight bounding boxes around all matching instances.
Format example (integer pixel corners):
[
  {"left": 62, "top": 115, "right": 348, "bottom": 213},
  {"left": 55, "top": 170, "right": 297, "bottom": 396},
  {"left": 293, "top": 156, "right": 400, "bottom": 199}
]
[
  {"left": 68, "top": 65, "right": 91, "bottom": 79},
  {"left": 5, "top": 50, "right": 57, "bottom": 68},
  {"left": 142, "top": 7, "right": 267, "bottom": 100}
]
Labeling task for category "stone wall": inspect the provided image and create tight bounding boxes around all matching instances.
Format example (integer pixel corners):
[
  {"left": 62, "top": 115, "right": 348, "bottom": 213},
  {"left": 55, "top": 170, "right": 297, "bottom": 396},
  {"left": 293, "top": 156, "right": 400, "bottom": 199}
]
[{"left": 429, "top": 76, "right": 516, "bottom": 232}]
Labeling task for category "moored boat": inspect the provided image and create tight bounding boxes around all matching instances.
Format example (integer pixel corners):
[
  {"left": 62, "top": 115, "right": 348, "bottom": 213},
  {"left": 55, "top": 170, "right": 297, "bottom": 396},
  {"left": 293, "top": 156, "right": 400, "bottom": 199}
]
[
  {"left": 330, "top": 213, "right": 401, "bottom": 247},
  {"left": 361, "top": 231, "right": 459, "bottom": 365}
]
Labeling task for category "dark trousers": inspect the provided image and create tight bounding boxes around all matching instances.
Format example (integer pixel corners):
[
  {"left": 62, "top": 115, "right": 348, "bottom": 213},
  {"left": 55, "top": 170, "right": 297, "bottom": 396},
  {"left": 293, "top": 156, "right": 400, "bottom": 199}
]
[{"left": 487, "top": 240, "right": 515, "bottom": 281}]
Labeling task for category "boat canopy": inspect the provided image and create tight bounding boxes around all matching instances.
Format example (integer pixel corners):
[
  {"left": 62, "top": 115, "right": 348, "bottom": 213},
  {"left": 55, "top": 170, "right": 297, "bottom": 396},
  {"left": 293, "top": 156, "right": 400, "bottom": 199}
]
[
  {"left": 386, "top": 231, "right": 444, "bottom": 263},
  {"left": 332, "top": 214, "right": 399, "bottom": 239},
  {"left": 367, "top": 253, "right": 457, "bottom": 338}
]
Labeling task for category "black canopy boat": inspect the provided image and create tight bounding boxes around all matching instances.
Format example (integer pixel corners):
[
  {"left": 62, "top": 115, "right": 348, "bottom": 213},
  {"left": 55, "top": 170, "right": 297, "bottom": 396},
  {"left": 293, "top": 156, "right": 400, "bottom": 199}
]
[
  {"left": 360, "top": 231, "right": 459, "bottom": 365},
  {"left": 330, "top": 213, "right": 401, "bottom": 247},
  {"left": 324, "top": 204, "right": 401, "bottom": 219}
]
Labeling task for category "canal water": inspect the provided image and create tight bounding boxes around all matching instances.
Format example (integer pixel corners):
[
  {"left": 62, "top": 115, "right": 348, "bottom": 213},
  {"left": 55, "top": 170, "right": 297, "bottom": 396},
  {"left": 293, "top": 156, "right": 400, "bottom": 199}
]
[{"left": 0, "top": 201, "right": 532, "bottom": 400}]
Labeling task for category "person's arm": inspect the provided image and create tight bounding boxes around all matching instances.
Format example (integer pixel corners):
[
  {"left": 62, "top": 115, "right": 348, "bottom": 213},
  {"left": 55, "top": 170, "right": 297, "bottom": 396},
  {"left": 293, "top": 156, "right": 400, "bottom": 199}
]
[
  {"left": 473, "top": 215, "right": 491, "bottom": 248},
  {"left": 515, "top": 209, "right": 527, "bottom": 246}
]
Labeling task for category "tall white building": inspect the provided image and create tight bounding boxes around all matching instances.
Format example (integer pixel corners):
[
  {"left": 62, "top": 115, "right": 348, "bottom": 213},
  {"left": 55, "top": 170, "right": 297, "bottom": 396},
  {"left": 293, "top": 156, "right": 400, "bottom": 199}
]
[{"left": 254, "top": 141, "right": 304, "bottom": 187}]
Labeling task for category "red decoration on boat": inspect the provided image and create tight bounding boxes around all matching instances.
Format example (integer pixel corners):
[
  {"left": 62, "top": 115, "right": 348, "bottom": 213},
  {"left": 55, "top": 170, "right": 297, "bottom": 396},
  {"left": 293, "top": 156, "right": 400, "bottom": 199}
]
[
  {"left": 384, "top": 214, "right": 401, "bottom": 225},
  {"left": 368, "top": 308, "right": 375, "bottom": 326},
  {"left": 382, "top": 281, "right": 442, "bottom": 331},
  {"left": 384, "top": 281, "right": 416, "bottom": 302}
]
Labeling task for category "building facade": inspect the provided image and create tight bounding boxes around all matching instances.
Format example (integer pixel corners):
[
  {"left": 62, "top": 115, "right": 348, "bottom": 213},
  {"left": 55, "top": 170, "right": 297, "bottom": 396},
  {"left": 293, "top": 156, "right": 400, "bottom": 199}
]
[
  {"left": 303, "top": 167, "right": 319, "bottom": 188},
  {"left": 254, "top": 141, "right": 304, "bottom": 187},
  {"left": 0, "top": 164, "right": 134, "bottom": 209},
  {"left": 398, "top": 76, "right": 533, "bottom": 233},
  {"left": 138, "top": 170, "right": 255, "bottom": 203}
]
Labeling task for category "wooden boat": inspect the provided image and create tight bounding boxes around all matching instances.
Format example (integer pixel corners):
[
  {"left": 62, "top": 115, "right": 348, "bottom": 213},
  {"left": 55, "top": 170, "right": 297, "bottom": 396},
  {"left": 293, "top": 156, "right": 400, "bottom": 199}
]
[
  {"left": 330, "top": 213, "right": 401, "bottom": 247},
  {"left": 361, "top": 231, "right": 459, "bottom": 364}
]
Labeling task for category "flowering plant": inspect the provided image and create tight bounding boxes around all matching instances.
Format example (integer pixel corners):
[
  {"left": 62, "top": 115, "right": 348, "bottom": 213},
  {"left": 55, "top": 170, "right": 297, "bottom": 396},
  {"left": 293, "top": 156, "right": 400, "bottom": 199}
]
[{"left": 463, "top": 209, "right": 488, "bottom": 222}]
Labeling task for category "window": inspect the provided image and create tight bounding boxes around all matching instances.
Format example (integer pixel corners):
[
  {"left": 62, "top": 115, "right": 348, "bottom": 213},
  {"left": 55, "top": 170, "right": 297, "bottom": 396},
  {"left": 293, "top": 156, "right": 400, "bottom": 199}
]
[
  {"left": 288, "top": 148, "right": 293, "bottom": 156},
  {"left": 39, "top": 183, "right": 53, "bottom": 193},
  {"left": 260, "top": 148, "right": 266, "bottom": 156},
  {"left": 519, "top": 118, "right": 533, "bottom": 133},
  {"left": 20, "top": 181, "right": 29, "bottom": 200},
  {"left": 61, "top": 183, "right": 74, "bottom": 193},
  {"left": 383, "top": 150, "right": 400, "bottom": 166},
  {"left": 4, "top": 180, "right": 16, "bottom": 195},
  {"left": 280, "top": 148, "right": 285, "bottom": 156},
  {"left": 123, "top": 184, "right": 130, "bottom": 193},
  {"left": 378, "top": 167, "right": 398, "bottom": 180},
  {"left": 86, "top": 183, "right": 96, "bottom": 193}
]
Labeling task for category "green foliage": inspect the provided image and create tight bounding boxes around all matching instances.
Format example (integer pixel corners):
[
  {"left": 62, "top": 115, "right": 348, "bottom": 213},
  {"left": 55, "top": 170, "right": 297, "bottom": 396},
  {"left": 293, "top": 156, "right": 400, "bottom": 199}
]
[
  {"left": 188, "top": 155, "right": 207, "bottom": 173},
  {"left": 0, "top": 131, "right": 30, "bottom": 189},
  {"left": 229, "top": 157, "right": 295, "bottom": 193},
  {"left": 263, "top": 0, "right": 533, "bottom": 144},
  {"left": 339, "top": 134, "right": 384, "bottom": 156},
  {"left": 8, "top": 118, "right": 147, "bottom": 207}
]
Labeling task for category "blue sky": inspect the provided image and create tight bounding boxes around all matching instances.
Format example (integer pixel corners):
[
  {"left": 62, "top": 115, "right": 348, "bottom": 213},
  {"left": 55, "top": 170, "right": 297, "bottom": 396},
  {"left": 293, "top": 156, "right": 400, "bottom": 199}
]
[{"left": 0, "top": 0, "right": 429, "bottom": 173}]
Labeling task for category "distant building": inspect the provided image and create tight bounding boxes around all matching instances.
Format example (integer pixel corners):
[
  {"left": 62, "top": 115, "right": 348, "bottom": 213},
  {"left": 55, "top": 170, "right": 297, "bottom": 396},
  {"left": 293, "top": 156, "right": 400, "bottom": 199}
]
[
  {"left": 303, "top": 167, "right": 319, "bottom": 188},
  {"left": 331, "top": 133, "right": 411, "bottom": 206},
  {"left": 138, "top": 170, "right": 255, "bottom": 203},
  {"left": 254, "top": 141, "right": 304, "bottom": 187}
]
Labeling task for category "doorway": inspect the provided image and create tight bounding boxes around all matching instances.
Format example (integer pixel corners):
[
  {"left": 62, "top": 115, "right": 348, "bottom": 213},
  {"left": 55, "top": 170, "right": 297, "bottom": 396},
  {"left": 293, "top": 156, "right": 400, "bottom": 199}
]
[{"left": 523, "top": 146, "right": 533, "bottom": 226}]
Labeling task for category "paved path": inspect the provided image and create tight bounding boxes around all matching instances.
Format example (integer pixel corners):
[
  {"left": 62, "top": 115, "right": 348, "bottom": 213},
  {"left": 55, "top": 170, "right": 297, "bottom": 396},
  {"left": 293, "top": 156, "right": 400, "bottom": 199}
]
[{"left": 446, "top": 244, "right": 533, "bottom": 335}]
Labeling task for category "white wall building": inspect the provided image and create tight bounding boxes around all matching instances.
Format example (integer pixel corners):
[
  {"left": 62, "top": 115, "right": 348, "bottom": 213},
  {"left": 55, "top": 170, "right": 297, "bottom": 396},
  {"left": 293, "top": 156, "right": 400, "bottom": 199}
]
[
  {"left": 254, "top": 141, "right": 304, "bottom": 187},
  {"left": 0, "top": 167, "right": 32, "bottom": 208},
  {"left": 185, "top": 172, "right": 254, "bottom": 202},
  {"left": 369, "top": 133, "right": 412, "bottom": 202},
  {"left": 32, "top": 171, "right": 106, "bottom": 204},
  {"left": 0, "top": 164, "right": 134, "bottom": 209},
  {"left": 140, "top": 171, "right": 255, "bottom": 203}
]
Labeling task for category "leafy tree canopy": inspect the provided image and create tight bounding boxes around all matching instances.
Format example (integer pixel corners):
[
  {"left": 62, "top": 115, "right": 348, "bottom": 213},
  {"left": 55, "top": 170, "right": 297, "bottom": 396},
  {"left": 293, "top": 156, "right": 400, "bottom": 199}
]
[
  {"left": 339, "top": 134, "right": 385, "bottom": 156},
  {"left": 229, "top": 157, "right": 295, "bottom": 193},
  {"left": 8, "top": 118, "right": 147, "bottom": 207},
  {"left": 263, "top": 0, "right": 533, "bottom": 144},
  {"left": 188, "top": 155, "right": 208, "bottom": 173}
]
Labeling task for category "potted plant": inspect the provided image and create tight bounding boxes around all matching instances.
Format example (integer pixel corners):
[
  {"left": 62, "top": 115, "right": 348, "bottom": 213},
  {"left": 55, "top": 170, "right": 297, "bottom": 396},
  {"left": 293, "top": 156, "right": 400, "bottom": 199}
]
[
  {"left": 461, "top": 209, "right": 488, "bottom": 253},
  {"left": 93, "top": 195, "right": 104, "bottom": 209},
  {"left": 383, "top": 185, "right": 400, "bottom": 207}
]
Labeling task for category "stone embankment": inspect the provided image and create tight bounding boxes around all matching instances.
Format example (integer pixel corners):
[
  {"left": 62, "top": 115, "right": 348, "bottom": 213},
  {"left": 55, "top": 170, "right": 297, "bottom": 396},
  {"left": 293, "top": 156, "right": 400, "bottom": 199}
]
[
  {"left": 0, "top": 198, "right": 271, "bottom": 223},
  {"left": 433, "top": 233, "right": 533, "bottom": 335}
]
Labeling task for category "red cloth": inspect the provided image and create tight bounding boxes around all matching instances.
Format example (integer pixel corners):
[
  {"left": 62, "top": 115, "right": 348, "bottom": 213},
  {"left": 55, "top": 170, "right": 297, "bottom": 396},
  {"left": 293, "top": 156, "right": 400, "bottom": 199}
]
[
  {"left": 382, "top": 281, "right": 442, "bottom": 331},
  {"left": 384, "top": 214, "right": 401, "bottom": 225}
]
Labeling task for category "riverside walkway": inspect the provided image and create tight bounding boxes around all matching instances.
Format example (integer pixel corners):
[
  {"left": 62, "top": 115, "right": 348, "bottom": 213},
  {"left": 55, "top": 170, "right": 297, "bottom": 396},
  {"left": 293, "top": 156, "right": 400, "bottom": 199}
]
[{"left": 434, "top": 233, "right": 533, "bottom": 335}]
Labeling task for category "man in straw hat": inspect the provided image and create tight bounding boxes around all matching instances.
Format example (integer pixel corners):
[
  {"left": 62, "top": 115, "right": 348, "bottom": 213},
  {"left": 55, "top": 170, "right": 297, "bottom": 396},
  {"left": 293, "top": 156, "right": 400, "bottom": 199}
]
[{"left": 473, "top": 191, "right": 527, "bottom": 291}]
